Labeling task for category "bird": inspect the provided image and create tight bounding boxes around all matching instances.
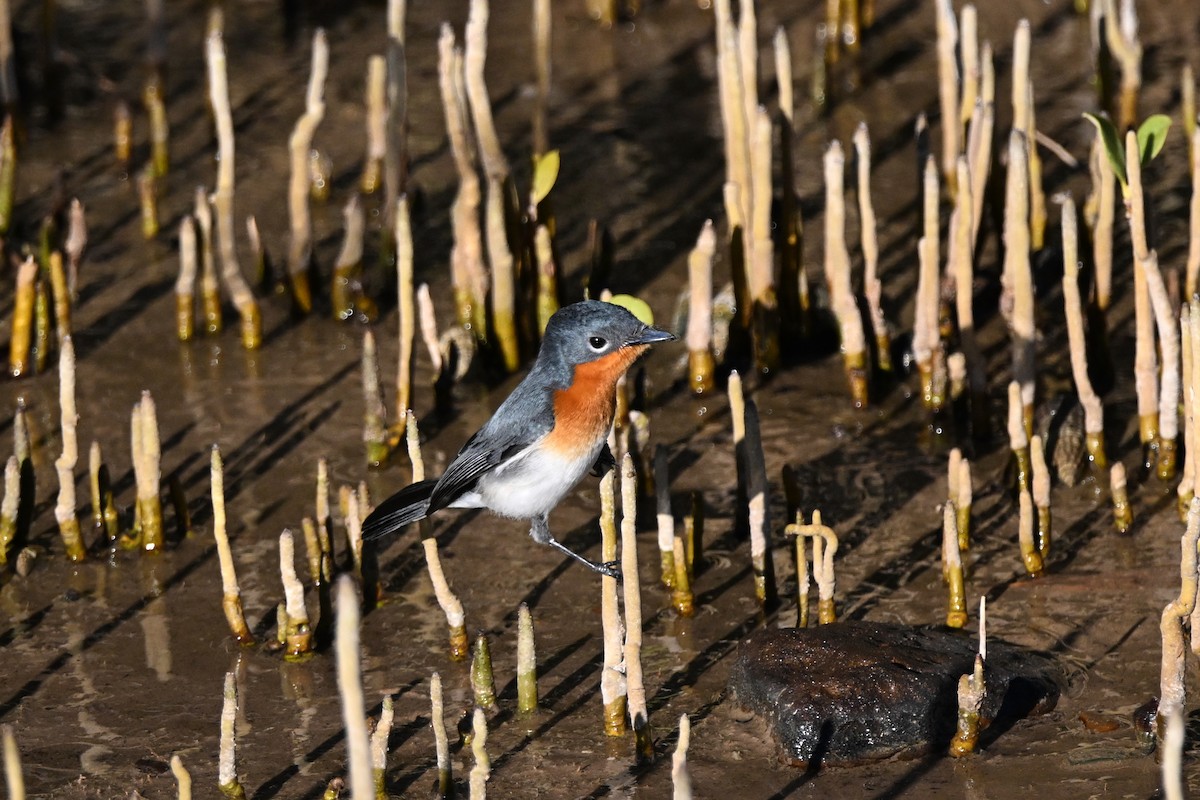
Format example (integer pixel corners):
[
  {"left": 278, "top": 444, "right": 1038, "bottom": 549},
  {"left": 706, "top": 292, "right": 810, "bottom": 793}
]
[{"left": 362, "top": 300, "right": 675, "bottom": 578}]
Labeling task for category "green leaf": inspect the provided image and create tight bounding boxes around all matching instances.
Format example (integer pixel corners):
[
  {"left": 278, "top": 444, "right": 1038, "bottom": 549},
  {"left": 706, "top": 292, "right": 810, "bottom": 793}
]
[
  {"left": 607, "top": 294, "right": 654, "bottom": 326},
  {"left": 531, "top": 149, "right": 560, "bottom": 206},
  {"left": 1083, "top": 111, "right": 1128, "bottom": 188},
  {"left": 1136, "top": 114, "right": 1172, "bottom": 164}
]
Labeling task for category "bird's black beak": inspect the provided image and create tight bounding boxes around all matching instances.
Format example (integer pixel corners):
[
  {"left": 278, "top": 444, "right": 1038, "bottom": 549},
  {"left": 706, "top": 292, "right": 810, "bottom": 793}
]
[{"left": 628, "top": 326, "right": 676, "bottom": 346}]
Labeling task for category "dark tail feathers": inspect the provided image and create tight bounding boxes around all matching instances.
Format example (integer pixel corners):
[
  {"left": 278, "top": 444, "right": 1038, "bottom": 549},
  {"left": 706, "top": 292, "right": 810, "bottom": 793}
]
[{"left": 362, "top": 479, "right": 437, "bottom": 541}]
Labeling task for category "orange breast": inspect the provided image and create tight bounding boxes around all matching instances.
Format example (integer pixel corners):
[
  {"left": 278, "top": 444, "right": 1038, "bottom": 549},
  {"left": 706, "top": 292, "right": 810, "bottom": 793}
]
[{"left": 543, "top": 345, "right": 648, "bottom": 459}]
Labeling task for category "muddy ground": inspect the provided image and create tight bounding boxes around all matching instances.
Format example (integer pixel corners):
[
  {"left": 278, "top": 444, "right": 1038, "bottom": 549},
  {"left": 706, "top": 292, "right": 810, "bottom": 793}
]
[{"left": 3, "top": 0, "right": 1200, "bottom": 797}]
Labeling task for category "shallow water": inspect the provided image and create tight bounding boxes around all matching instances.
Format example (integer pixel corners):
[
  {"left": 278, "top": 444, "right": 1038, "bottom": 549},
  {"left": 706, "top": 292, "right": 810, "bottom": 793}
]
[{"left": 3, "top": 0, "right": 1200, "bottom": 797}]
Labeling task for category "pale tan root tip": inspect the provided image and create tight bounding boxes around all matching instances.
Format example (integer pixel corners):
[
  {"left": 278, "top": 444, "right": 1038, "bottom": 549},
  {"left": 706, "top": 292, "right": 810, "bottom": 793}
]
[{"left": 222, "top": 594, "right": 256, "bottom": 646}]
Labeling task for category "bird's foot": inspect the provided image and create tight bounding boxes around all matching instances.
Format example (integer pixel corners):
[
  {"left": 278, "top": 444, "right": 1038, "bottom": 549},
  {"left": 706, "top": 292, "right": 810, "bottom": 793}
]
[{"left": 542, "top": 534, "right": 621, "bottom": 580}]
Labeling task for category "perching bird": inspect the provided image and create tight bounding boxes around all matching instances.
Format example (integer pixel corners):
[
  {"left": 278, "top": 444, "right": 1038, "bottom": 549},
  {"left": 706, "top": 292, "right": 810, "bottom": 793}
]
[{"left": 362, "top": 300, "right": 675, "bottom": 577}]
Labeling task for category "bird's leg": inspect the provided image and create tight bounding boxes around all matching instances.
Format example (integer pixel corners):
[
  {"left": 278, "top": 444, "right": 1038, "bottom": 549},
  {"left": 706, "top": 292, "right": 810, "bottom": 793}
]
[
  {"left": 529, "top": 515, "right": 621, "bottom": 579},
  {"left": 589, "top": 442, "right": 616, "bottom": 477}
]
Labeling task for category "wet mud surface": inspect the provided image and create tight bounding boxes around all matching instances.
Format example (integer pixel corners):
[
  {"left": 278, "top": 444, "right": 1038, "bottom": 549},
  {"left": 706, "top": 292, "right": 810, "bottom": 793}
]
[{"left": 3, "top": 0, "right": 1200, "bottom": 797}]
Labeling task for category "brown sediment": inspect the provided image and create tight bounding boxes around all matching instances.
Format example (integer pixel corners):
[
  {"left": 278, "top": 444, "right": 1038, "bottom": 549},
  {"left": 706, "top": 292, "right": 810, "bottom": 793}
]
[
  {"left": 429, "top": 672, "right": 452, "bottom": 798},
  {"left": 1018, "top": 490, "right": 1043, "bottom": 577},
  {"left": 176, "top": 216, "right": 197, "bottom": 342},
  {"left": 438, "top": 23, "right": 487, "bottom": 336},
  {"left": 516, "top": 603, "right": 538, "bottom": 715},
  {"left": 854, "top": 123, "right": 891, "bottom": 374},
  {"left": 943, "top": 503, "right": 966, "bottom": 628},
  {"left": 470, "top": 634, "right": 497, "bottom": 712},
  {"left": 949, "top": 654, "right": 985, "bottom": 757},
  {"left": 335, "top": 576, "right": 375, "bottom": 800},
  {"left": 211, "top": 446, "right": 255, "bottom": 645},
  {"left": 1158, "top": 497, "right": 1199, "bottom": 746},
  {"left": 279, "top": 529, "right": 313, "bottom": 660},
  {"left": 8, "top": 256, "right": 35, "bottom": 377},
  {"left": 1110, "top": 462, "right": 1132, "bottom": 534},
  {"left": 1061, "top": 196, "right": 1107, "bottom": 471},
  {"left": 1030, "top": 435, "right": 1051, "bottom": 561},
  {"left": 194, "top": 188, "right": 222, "bottom": 337},
  {"left": 361, "top": 330, "right": 390, "bottom": 468},
  {"left": 54, "top": 337, "right": 85, "bottom": 562},
  {"left": 598, "top": 468, "right": 626, "bottom": 736},
  {"left": 394, "top": 196, "right": 415, "bottom": 418},
  {"left": 137, "top": 168, "right": 158, "bottom": 240},
  {"left": 621, "top": 453, "right": 653, "bottom": 762},
  {"left": 823, "top": 141, "right": 868, "bottom": 407}
]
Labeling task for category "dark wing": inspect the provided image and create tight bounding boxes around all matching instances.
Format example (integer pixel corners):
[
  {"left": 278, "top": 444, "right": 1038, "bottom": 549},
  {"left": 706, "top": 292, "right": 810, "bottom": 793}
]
[
  {"left": 427, "top": 429, "right": 531, "bottom": 513},
  {"left": 362, "top": 479, "right": 437, "bottom": 541}
]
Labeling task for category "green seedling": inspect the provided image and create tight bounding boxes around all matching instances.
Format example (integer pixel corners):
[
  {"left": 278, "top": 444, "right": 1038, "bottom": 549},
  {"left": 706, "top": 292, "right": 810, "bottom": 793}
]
[{"left": 1083, "top": 112, "right": 1171, "bottom": 198}]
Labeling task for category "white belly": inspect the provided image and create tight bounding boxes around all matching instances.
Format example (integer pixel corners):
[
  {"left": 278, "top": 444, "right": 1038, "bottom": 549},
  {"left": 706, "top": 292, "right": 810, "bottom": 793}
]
[{"left": 465, "top": 441, "right": 598, "bottom": 520}]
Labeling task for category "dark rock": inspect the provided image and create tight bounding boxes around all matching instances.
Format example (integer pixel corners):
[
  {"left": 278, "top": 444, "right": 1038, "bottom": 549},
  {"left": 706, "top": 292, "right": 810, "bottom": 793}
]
[{"left": 728, "top": 620, "right": 1062, "bottom": 766}]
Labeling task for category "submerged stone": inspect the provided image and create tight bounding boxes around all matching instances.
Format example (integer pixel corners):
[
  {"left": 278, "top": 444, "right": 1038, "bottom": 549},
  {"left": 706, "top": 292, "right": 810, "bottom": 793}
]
[{"left": 729, "top": 620, "right": 1062, "bottom": 766}]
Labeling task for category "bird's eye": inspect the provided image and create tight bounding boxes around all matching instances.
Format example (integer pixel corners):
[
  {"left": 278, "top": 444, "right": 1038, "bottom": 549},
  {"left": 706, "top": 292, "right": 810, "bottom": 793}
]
[{"left": 588, "top": 336, "right": 608, "bottom": 351}]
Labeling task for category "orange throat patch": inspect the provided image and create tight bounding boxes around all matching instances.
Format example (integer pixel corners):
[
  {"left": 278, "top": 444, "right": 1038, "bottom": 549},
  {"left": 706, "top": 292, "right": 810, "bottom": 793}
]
[{"left": 543, "top": 345, "right": 649, "bottom": 459}]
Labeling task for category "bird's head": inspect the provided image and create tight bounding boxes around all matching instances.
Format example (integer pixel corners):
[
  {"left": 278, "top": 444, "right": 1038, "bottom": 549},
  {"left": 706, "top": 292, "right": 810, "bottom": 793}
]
[{"left": 540, "top": 300, "right": 675, "bottom": 369}]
